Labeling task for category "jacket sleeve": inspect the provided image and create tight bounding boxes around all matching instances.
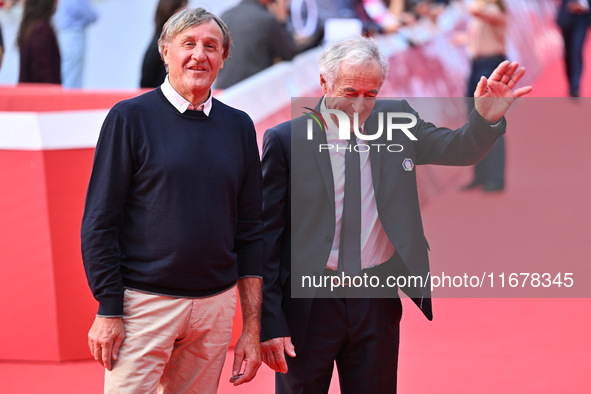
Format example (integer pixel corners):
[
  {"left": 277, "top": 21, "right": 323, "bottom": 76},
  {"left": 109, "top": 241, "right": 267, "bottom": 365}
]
[
  {"left": 260, "top": 127, "right": 291, "bottom": 341},
  {"left": 403, "top": 100, "right": 507, "bottom": 166}
]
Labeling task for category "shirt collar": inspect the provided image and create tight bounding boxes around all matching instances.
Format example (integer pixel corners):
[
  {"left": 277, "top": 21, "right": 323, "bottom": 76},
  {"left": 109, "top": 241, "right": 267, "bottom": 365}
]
[
  {"left": 320, "top": 97, "right": 339, "bottom": 136},
  {"left": 161, "top": 75, "right": 213, "bottom": 116}
]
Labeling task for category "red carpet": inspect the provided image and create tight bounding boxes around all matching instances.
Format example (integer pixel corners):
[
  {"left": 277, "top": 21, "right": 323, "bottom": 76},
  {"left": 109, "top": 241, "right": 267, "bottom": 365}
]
[
  {"left": 2, "top": 37, "right": 591, "bottom": 394},
  {"left": 394, "top": 42, "right": 591, "bottom": 392}
]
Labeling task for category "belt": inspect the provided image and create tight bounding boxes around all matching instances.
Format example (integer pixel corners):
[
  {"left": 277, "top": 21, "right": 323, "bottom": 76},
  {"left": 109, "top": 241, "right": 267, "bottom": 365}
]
[{"left": 323, "top": 258, "right": 395, "bottom": 278}]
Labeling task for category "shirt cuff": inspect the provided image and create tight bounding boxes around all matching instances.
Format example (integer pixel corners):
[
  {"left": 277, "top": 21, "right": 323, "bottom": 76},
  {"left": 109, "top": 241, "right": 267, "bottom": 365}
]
[{"left": 489, "top": 119, "right": 502, "bottom": 127}]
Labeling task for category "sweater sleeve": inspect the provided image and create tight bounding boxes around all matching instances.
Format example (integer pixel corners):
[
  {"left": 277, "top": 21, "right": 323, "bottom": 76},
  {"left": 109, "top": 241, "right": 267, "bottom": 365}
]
[
  {"left": 81, "top": 107, "right": 133, "bottom": 316},
  {"left": 233, "top": 116, "right": 264, "bottom": 279}
]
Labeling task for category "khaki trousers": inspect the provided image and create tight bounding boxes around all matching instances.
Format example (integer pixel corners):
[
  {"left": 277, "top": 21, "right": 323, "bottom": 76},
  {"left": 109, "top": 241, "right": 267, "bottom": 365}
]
[{"left": 104, "top": 286, "right": 236, "bottom": 394}]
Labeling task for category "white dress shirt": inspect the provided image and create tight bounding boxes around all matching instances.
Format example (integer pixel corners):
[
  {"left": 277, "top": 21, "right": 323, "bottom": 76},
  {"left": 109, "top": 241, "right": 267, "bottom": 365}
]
[{"left": 321, "top": 98, "right": 396, "bottom": 271}]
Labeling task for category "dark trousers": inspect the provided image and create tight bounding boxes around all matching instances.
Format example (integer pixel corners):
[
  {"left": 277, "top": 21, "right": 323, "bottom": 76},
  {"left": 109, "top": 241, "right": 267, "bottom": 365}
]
[
  {"left": 276, "top": 296, "right": 402, "bottom": 394},
  {"left": 560, "top": 15, "right": 589, "bottom": 96},
  {"left": 466, "top": 55, "right": 507, "bottom": 186}
]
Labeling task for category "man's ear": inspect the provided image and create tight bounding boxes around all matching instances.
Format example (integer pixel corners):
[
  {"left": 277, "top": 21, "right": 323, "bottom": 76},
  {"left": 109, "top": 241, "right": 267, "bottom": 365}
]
[
  {"left": 320, "top": 74, "right": 328, "bottom": 95},
  {"left": 161, "top": 45, "right": 169, "bottom": 67}
]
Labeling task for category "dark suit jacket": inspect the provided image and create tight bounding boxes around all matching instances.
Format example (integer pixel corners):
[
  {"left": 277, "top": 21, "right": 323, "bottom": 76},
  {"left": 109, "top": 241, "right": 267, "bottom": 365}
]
[{"left": 260, "top": 99, "right": 505, "bottom": 348}]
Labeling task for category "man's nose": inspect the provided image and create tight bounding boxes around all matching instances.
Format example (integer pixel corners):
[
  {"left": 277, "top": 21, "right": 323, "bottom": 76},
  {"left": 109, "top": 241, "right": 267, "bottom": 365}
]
[
  {"left": 350, "top": 97, "right": 366, "bottom": 113},
  {"left": 192, "top": 44, "right": 207, "bottom": 61}
]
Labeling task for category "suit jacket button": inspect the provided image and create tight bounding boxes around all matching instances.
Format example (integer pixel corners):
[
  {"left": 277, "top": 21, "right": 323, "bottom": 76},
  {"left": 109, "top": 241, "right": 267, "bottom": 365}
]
[{"left": 325, "top": 236, "right": 332, "bottom": 243}]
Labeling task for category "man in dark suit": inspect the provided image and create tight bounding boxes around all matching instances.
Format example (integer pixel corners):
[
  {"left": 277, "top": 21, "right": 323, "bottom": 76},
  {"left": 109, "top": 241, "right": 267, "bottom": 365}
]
[
  {"left": 557, "top": 0, "right": 590, "bottom": 97},
  {"left": 259, "top": 35, "right": 531, "bottom": 393}
]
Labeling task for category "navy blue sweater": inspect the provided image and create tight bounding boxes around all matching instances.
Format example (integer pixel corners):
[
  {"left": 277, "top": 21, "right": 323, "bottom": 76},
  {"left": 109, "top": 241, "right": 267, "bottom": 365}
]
[{"left": 81, "top": 89, "right": 263, "bottom": 316}]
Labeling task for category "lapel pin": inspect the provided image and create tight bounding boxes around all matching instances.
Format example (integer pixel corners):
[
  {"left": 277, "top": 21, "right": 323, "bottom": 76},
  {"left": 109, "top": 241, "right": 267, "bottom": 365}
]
[{"left": 402, "top": 158, "right": 414, "bottom": 172}]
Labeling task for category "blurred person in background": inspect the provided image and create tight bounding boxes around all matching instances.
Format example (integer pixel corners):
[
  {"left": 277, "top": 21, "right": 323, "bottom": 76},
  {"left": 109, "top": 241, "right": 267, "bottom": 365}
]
[
  {"left": 360, "top": 0, "right": 404, "bottom": 33},
  {"left": 413, "top": 0, "right": 448, "bottom": 25},
  {"left": 140, "top": 0, "right": 188, "bottom": 88},
  {"left": 17, "top": 0, "right": 60, "bottom": 84},
  {"left": 1, "top": 0, "right": 23, "bottom": 10},
  {"left": 81, "top": 8, "right": 263, "bottom": 392},
  {"left": 556, "top": 0, "right": 590, "bottom": 97},
  {"left": 0, "top": 22, "right": 4, "bottom": 71},
  {"left": 355, "top": 0, "right": 450, "bottom": 38},
  {"left": 54, "top": 0, "right": 98, "bottom": 88},
  {"left": 316, "top": 0, "right": 384, "bottom": 38},
  {"left": 358, "top": 0, "right": 417, "bottom": 34},
  {"left": 461, "top": 0, "right": 508, "bottom": 192},
  {"left": 214, "top": 0, "right": 297, "bottom": 89}
]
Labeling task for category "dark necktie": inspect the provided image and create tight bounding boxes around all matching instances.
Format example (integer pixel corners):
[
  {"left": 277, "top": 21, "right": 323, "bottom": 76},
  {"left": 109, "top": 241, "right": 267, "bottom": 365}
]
[{"left": 339, "top": 137, "right": 362, "bottom": 276}]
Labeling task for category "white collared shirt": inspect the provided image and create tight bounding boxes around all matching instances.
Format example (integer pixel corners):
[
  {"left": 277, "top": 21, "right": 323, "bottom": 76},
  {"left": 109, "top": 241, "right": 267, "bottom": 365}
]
[
  {"left": 321, "top": 98, "right": 395, "bottom": 271},
  {"left": 160, "top": 75, "right": 213, "bottom": 115}
]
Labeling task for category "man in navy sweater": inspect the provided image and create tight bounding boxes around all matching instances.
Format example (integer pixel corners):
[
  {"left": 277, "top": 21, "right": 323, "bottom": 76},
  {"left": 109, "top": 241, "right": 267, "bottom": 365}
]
[{"left": 81, "top": 8, "right": 262, "bottom": 392}]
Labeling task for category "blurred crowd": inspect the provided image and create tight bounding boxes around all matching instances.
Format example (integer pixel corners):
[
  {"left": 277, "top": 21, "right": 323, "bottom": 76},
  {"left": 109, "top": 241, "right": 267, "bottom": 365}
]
[
  {"left": 0, "top": 0, "right": 467, "bottom": 89},
  {"left": 0, "top": 0, "right": 587, "bottom": 96},
  {"left": 143, "top": 0, "right": 458, "bottom": 89}
]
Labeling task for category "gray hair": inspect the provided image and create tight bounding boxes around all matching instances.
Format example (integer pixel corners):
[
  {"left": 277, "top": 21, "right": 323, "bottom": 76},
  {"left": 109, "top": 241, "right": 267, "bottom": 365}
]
[
  {"left": 319, "top": 36, "right": 389, "bottom": 89},
  {"left": 158, "top": 7, "right": 232, "bottom": 61}
]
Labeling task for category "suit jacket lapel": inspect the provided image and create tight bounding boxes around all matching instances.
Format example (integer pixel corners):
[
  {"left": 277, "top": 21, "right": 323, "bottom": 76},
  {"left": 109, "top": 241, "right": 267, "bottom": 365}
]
[
  {"left": 309, "top": 99, "right": 335, "bottom": 205},
  {"left": 309, "top": 123, "right": 335, "bottom": 205},
  {"left": 367, "top": 110, "right": 382, "bottom": 193}
]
